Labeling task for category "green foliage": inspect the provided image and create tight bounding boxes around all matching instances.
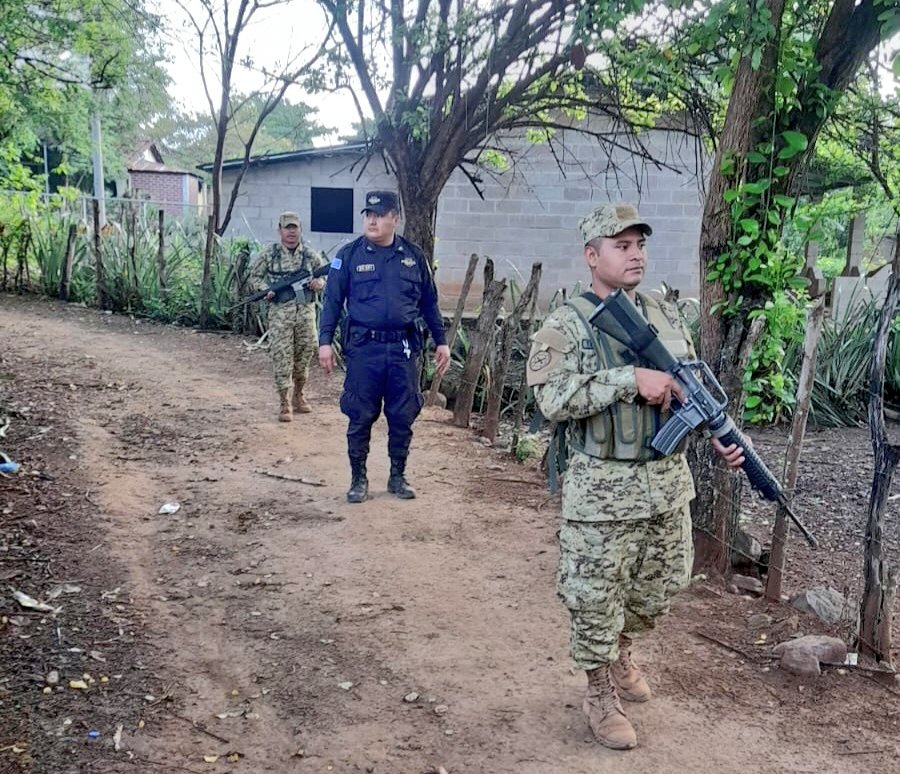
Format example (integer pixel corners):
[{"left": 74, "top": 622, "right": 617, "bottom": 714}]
[
  {"left": 742, "top": 290, "right": 807, "bottom": 423},
  {"left": 514, "top": 433, "right": 542, "bottom": 463},
  {"left": 780, "top": 292, "right": 900, "bottom": 427},
  {"left": 0, "top": 0, "right": 169, "bottom": 190},
  {"left": 151, "top": 97, "right": 328, "bottom": 172},
  {"left": 1, "top": 195, "right": 262, "bottom": 331}
]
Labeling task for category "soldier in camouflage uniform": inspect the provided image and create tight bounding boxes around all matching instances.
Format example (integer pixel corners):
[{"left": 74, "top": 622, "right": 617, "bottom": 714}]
[
  {"left": 527, "top": 203, "right": 745, "bottom": 750},
  {"left": 249, "top": 212, "right": 328, "bottom": 422}
]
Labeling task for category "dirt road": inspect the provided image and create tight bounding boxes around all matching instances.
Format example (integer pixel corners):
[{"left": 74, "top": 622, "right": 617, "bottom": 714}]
[{"left": 1, "top": 295, "right": 896, "bottom": 773}]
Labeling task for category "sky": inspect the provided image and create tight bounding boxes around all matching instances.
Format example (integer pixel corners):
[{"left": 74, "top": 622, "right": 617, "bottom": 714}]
[
  {"left": 152, "top": 0, "right": 358, "bottom": 144},
  {"left": 151, "top": 0, "right": 899, "bottom": 152}
]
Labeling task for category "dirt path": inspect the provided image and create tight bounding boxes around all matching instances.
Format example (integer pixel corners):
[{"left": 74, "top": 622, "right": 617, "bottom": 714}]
[{"left": 2, "top": 295, "right": 897, "bottom": 774}]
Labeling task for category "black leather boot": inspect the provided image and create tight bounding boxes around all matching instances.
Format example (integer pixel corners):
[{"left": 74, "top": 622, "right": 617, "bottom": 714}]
[
  {"left": 387, "top": 458, "right": 416, "bottom": 499},
  {"left": 347, "top": 458, "right": 368, "bottom": 503}
]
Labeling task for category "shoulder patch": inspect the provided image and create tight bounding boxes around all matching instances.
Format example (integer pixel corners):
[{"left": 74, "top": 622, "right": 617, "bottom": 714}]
[
  {"left": 527, "top": 324, "right": 574, "bottom": 387},
  {"left": 532, "top": 326, "right": 573, "bottom": 353},
  {"left": 330, "top": 257, "right": 343, "bottom": 270}
]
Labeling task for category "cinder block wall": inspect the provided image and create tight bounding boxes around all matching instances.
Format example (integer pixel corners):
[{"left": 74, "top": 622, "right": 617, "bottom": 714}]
[{"left": 222, "top": 127, "right": 707, "bottom": 309}]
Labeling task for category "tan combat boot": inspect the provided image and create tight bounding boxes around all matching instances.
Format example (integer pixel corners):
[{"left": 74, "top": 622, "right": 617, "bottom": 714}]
[
  {"left": 583, "top": 665, "right": 637, "bottom": 750},
  {"left": 611, "top": 636, "right": 652, "bottom": 702},
  {"left": 292, "top": 378, "right": 311, "bottom": 413},
  {"left": 278, "top": 388, "right": 292, "bottom": 422}
]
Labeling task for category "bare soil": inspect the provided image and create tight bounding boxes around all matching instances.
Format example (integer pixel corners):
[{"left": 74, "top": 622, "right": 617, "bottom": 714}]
[{"left": 1, "top": 293, "right": 898, "bottom": 774}]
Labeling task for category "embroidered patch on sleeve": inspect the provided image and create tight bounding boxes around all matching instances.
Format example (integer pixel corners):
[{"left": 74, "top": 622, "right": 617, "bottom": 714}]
[{"left": 330, "top": 257, "right": 343, "bottom": 270}]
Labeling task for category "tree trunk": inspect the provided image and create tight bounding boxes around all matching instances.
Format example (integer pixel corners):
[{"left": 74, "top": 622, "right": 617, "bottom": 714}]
[
  {"left": 400, "top": 189, "right": 439, "bottom": 262},
  {"left": 483, "top": 262, "right": 542, "bottom": 442},
  {"left": 427, "top": 253, "right": 479, "bottom": 407},
  {"left": 690, "top": 315, "right": 765, "bottom": 574},
  {"left": 858, "top": 254, "right": 900, "bottom": 665},
  {"left": 693, "top": 0, "right": 787, "bottom": 574},
  {"left": 765, "top": 295, "right": 826, "bottom": 601},
  {"left": 694, "top": 0, "right": 886, "bottom": 575},
  {"left": 453, "top": 263, "right": 506, "bottom": 428}
]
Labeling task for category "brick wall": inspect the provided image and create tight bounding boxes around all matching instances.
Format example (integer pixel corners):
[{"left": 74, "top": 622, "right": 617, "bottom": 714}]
[
  {"left": 130, "top": 172, "right": 200, "bottom": 217},
  {"left": 221, "top": 124, "right": 709, "bottom": 307}
]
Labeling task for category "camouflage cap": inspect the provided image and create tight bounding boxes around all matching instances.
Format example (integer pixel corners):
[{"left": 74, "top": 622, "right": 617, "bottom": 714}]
[
  {"left": 278, "top": 211, "right": 301, "bottom": 228},
  {"left": 579, "top": 203, "right": 652, "bottom": 244},
  {"left": 361, "top": 190, "right": 400, "bottom": 215}
]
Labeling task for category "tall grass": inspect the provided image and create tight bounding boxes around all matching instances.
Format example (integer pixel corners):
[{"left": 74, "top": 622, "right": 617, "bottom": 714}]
[{"left": 18, "top": 200, "right": 259, "bottom": 330}]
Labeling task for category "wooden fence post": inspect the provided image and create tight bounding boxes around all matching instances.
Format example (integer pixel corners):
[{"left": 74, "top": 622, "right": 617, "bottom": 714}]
[
  {"left": 513, "top": 293, "right": 540, "bottom": 430},
  {"left": 14, "top": 228, "right": 31, "bottom": 292},
  {"left": 58, "top": 223, "right": 77, "bottom": 301},
  {"left": 156, "top": 209, "right": 167, "bottom": 298},
  {"left": 128, "top": 203, "right": 138, "bottom": 298},
  {"left": 452, "top": 259, "right": 506, "bottom": 429},
  {"left": 858, "top": 248, "right": 900, "bottom": 665},
  {"left": 93, "top": 199, "right": 106, "bottom": 309},
  {"left": 483, "top": 262, "right": 542, "bottom": 443},
  {"left": 426, "top": 253, "right": 479, "bottom": 407},
  {"left": 764, "top": 294, "right": 826, "bottom": 600}
]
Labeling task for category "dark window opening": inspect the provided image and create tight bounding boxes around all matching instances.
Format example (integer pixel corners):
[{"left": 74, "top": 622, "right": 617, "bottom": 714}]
[{"left": 311, "top": 187, "right": 354, "bottom": 233}]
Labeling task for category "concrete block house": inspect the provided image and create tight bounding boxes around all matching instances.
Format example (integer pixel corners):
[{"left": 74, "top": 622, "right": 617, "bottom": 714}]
[{"left": 208, "top": 124, "right": 708, "bottom": 307}]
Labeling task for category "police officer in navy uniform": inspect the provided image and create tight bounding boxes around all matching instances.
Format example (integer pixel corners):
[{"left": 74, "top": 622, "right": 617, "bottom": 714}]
[{"left": 318, "top": 191, "right": 451, "bottom": 503}]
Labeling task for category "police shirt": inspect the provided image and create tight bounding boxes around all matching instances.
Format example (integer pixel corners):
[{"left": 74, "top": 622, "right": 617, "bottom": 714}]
[{"left": 318, "top": 236, "right": 447, "bottom": 346}]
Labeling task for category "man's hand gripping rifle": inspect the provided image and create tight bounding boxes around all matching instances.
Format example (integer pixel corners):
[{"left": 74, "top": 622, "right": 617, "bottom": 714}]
[
  {"left": 231, "top": 263, "right": 331, "bottom": 310},
  {"left": 588, "top": 290, "right": 817, "bottom": 548}
]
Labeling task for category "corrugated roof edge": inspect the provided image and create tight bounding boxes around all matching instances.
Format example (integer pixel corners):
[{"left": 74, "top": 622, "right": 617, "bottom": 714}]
[{"left": 197, "top": 142, "right": 371, "bottom": 172}]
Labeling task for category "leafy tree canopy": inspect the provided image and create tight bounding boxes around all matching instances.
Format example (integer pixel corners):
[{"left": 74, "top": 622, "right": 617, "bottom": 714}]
[
  {"left": 0, "top": 0, "right": 170, "bottom": 191},
  {"left": 150, "top": 95, "right": 328, "bottom": 172}
]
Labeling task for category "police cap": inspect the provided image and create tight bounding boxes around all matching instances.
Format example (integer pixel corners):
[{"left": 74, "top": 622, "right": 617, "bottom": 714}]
[{"left": 361, "top": 190, "right": 400, "bottom": 216}]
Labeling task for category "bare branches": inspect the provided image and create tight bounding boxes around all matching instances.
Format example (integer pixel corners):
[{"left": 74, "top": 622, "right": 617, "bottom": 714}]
[{"left": 319, "top": 0, "right": 386, "bottom": 129}]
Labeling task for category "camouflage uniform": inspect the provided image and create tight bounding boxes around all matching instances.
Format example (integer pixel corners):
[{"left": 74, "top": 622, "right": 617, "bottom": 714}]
[
  {"left": 528, "top": 206, "right": 697, "bottom": 672},
  {"left": 249, "top": 242, "right": 328, "bottom": 392}
]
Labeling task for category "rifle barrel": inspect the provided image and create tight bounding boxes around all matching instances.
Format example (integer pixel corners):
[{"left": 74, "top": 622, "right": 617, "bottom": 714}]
[{"left": 778, "top": 496, "right": 818, "bottom": 548}]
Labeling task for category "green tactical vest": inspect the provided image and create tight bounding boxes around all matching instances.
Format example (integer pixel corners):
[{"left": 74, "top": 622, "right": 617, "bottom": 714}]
[{"left": 565, "top": 293, "right": 693, "bottom": 462}]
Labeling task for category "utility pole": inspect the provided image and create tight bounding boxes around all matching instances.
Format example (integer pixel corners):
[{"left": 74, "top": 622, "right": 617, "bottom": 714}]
[{"left": 91, "top": 110, "right": 106, "bottom": 227}]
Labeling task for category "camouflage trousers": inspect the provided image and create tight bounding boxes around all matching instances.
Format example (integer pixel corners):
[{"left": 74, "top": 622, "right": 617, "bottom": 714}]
[
  {"left": 267, "top": 302, "right": 317, "bottom": 391},
  {"left": 557, "top": 504, "right": 693, "bottom": 670}
]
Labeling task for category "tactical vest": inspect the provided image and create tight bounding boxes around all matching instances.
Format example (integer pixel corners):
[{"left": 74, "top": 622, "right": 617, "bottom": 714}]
[
  {"left": 267, "top": 244, "right": 312, "bottom": 303},
  {"left": 565, "top": 293, "right": 692, "bottom": 461}
]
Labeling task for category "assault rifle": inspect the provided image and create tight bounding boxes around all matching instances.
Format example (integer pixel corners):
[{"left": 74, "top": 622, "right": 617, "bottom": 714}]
[
  {"left": 231, "top": 263, "right": 331, "bottom": 309},
  {"left": 587, "top": 289, "right": 817, "bottom": 548}
]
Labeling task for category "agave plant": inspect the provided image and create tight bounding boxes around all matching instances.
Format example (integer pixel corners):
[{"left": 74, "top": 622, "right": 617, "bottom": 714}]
[{"left": 783, "top": 289, "right": 899, "bottom": 427}]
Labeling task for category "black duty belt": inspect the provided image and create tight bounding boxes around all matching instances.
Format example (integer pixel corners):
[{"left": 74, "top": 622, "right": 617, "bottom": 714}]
[{"left": 350, "top": 324, "right": 414, "bottom": 343}]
